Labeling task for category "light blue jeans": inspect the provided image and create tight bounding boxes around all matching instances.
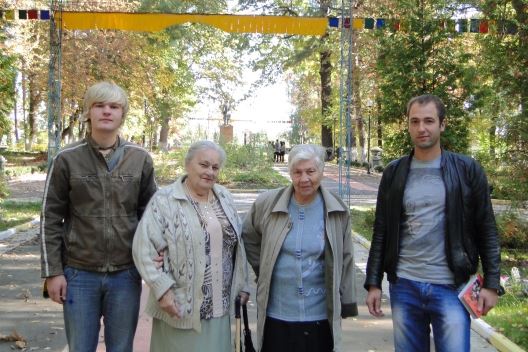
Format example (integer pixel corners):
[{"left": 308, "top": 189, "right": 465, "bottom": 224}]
[
  {"left": 389, "top": 277, "right": 470, "bottom": 352},
  {"left": 63, "top": 266, "right": 142, "bottom": 352}
]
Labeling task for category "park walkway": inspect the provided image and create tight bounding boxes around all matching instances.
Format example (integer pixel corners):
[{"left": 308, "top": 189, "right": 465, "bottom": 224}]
[
  {"left": 0, "top": 163, "right": 503, "bottom": 351},
  {"left": 124, "top": 163, "right": 497, "bottom": 352}
]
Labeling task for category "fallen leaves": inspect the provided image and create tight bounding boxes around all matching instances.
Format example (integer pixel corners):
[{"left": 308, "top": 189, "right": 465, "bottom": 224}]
[{"left": 0, "top": 330, "right": 27, "bottom": 349}]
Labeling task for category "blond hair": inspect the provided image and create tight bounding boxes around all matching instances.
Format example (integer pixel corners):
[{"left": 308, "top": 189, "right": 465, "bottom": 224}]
[{"left": 82, "top": 81, "right": 129, "bottom": 123}]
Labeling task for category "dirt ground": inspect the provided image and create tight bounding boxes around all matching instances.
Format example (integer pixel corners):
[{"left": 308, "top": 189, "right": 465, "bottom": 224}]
[
  {"left": 5, "top": 173, "right": 46, "bottom": 201},
  {"left": 0, "top": 235, "right": 66, "bottom": 352}
]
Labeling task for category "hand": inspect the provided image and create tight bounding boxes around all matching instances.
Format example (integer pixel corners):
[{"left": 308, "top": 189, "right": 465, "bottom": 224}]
[
  {"left": 153, "top": 252, "right": 164, "bottom": 270},
  {"left": 239, "top": 291, "right": 250, "bottom": 305},
  {"left": 366, "top": 286, "right": 384, "bottom": 317},
  {"left": 478, "top": 287, "right": 498, "bottom": 316},
  {"left": 158, "top": 290, "right": 181, "bottom": 319},
  {"left": 46, "top": 275, "right": 67, "bottom": 304}
]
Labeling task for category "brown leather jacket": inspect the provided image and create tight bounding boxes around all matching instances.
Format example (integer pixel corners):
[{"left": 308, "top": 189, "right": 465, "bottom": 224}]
[{"left": 40, "top": 136, "right": 157, "bottom": 277}]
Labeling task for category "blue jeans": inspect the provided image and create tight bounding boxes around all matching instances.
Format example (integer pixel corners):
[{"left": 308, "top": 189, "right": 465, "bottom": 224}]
[
  {"left": 389, "top": 277, "right": 470, "bottom": 352},
  {"left": 63, "top": 266, "right": 142, "bottom": 352}
]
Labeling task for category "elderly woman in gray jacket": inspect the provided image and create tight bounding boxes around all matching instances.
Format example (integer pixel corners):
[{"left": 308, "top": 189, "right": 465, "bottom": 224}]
[
  {"left": 133, "top": 141, "right": 249, "bottom": 351},
  {"left": 242, "top": 144, "right": 358, "bottom": 352}
]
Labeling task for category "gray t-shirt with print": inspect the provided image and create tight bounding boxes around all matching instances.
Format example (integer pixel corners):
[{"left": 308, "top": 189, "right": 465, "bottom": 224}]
[{"left": 396, "top": 156, "right": 455, "bottom": 285}]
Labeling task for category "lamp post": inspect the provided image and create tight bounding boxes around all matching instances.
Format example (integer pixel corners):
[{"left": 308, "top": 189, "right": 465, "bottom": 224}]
[{"left": 366, "top": 99, "right": 373, "bottom": 175}]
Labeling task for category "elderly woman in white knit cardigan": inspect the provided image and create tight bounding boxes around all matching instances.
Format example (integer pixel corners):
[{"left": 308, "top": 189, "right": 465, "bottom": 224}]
[{"left": 133, "top": 141, "right": 249, "bottom": 351}]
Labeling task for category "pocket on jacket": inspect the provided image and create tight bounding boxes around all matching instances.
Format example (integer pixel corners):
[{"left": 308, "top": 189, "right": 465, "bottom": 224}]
[
  {"left": 111, "top": 174, "right": 140, "bottom": 215},
  {"left": 70, "top": 174, "right": 104, "bottom": 216}
]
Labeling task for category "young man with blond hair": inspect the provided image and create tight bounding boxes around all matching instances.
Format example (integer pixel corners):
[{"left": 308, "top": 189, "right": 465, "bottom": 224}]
[{"left": 40, "top": 81, "right": 157, "bottom": 351}]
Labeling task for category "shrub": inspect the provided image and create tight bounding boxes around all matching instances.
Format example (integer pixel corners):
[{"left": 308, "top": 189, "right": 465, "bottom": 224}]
[
  {"left": 0, "top": 174, "right": 9, "bottom": 200},
  {"left": 496, "top": 211, "right": 528, "bottom": 250},
  {"left": 374, "top": 165, "right": 384, "bottom": 173}
]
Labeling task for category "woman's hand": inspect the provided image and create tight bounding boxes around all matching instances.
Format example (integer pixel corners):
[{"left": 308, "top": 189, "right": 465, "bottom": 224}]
[
  {"left": 158, "top": 290, "right": 182, "bottom": 319},
  {"left": 239, "top": 291, "right": 250, "bottom": 305},
  {"left": 153, "top": 252, "right": 164, "bottom": 270}
]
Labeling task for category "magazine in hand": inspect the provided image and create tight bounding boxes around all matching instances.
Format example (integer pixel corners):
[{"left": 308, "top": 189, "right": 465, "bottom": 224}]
[{"left": 458, "top": 274, "right": 483, "bottom": 319}]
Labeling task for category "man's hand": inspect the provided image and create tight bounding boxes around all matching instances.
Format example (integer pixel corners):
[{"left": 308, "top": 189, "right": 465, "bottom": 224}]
[
  {"left": 478, "top": 287, "right": 498, "bottom": 316},
  {"left": 366, "top": 286, "right": 384, "bottom": 317},
  {"left": 46, "top": 275, "right": 67, "bottom": 304},
  {"left": 158, "top": 290, "right": 181, "bottom": 319}
]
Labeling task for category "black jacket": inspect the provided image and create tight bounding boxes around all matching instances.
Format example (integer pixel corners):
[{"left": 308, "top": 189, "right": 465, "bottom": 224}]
[{"left": 364, "top": 150, "right": 501, "bottom": 290}]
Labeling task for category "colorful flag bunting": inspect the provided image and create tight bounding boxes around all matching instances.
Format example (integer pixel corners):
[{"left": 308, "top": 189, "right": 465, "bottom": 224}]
[
  {"left": 28, "top": 9, "right": 38, "bottom": 19},
  {"left": 365, "top": 18, "right": 374, "bottom": 29},
  {"left": 457, "top": 19, "right": 468, "bottom": 32},
  {"left": 40, "top": 10, "right": 50, "bottom": 20},
  {"left": 392, "top": 19, "right": 400, "bottom": 31},
  {"left": 470, "top": 19, "right": 479, "bottom": 33},
  {"left": 5, "top": 9, "right": 14, "bottom": 20},
  {"left": 400, "top": 19, "right": 410, "bottom": 32},
  {"left": 0, "top": 9, "right": 519, "bottom": 36},
  {"left": 352, "top": 18, "right": 363, "bottom": 29},
  {"left": 479, "top": 20, "right": 489, "bottom": 33}
]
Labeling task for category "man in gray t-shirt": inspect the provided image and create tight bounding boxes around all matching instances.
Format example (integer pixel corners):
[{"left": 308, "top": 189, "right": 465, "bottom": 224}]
[{"left": 365, "top": 94, "right": 501, "bottom": 352}]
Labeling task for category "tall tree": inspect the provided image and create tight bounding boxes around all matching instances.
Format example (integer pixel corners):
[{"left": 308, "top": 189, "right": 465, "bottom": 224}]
[
  {"left": 0, "top": 30, "right": 16, "bottom": 140},
  {"left": 373, "top": 0, "right": 474, "bottom": 160}
]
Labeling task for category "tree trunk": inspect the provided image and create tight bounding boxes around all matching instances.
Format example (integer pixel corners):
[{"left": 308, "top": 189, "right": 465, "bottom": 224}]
[
  {"left": 320, "top": 45, "right": 333, "bottom": 148},
  {"left": 318, "top": 1, "right": 333, "bottom": 148},
  {"left": 27, "top": 77, "right": 41, "bottom": 150},
  {"left": 159, "top": 115, "right": 170, "bottom": 151},
  {"left": 352, "top": 36, "right": 365, "bottom": 162}
]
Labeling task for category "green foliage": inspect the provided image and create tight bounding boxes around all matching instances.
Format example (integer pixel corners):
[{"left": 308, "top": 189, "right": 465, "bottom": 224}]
[
  {"left": 373, "top": 0, "right": 472, "bottom": 158},
  {"left": 0, "top": 174, "right": 9, "bottom": 200},
  {"left": 0, "top": 30, "right": 16, "bottom": 138},
  {"left": 219, "top": 142, "right": 289, "bottom": 188},
  {"left": 373, "top": 165, "right": 384, "bottom": 173},
  {"left": 350, "top": 206, "right": 376, "bottom": 241},
  {"left": 152, "top": 149, "right": 186, "bottom": 185},
  {"left": 495, "top": 211, "right": 528, "bottom": 250},
  {"left": 0, "top": 200, "right": 41, "bottom": 231}
]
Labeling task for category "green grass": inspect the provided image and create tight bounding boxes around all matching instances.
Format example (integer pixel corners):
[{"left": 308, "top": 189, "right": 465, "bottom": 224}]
[
  {"left": 350, "top": 206, "right": 375, "bottom": 241},
  {"left": 350, "top": 208, "right": 528, "bottom": 349},
  {"left": 482, "top": 291, "right": 528, "bottom": 350},
  {"left": 0, "top": 200, "right": 41, "bottom": 231}
]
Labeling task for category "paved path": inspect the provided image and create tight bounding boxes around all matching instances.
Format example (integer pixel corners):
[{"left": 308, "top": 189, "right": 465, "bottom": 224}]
[{"left": 0, "top": 164, "right": 500, "bottom": 351}]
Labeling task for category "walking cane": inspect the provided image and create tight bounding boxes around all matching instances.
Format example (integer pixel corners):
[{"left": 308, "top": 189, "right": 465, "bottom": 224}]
[
  {"left": 242, "top": 301, "right": 256, "bottom": 352},
  {"left": 235, "top": 295, "right": 241, "bottom": 352}
]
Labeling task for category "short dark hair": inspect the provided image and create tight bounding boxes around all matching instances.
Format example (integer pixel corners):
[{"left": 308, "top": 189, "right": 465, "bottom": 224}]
[{"left": 406, "top": 94, "right": 446, "bottom": 124}]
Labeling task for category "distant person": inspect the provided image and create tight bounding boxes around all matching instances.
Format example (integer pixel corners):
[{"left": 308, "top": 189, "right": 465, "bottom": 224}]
[
  {"left": 274, "top": 139, "right": 280, "bottom": 162},
  {"left": 40, "top": 81, "right": 157, "bottom": 351},
  {"left": 365, "top": 94, "right": 501, "bottom": 352},
  {"left": 133, "top": 141, "right": 249, "bottom": 351},
  {"left": 243, "top": 144, "right": 358, "bottom": 352},
  {"left": 279, "top": 141, "right": 286, "bottom": 163}
]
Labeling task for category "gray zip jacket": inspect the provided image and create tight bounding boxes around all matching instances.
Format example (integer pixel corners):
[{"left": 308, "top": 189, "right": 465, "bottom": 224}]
[
  {"left": 242, "top": 185, "right": 358, "bottom": 351},
  {"left": 40, "top": 136, "right": 157, "bottom": 277},
  {"left": 132, "top": 176, "right": 249, "bottom": 332}
]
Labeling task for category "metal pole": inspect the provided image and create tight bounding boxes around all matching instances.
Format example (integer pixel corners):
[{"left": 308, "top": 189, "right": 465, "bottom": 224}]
[{"left": 367, "top": 112, "right": 371, "bottom": 174}]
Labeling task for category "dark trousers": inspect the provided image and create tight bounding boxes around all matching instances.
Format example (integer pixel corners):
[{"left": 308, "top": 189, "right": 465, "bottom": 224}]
[{"left": 262, "top": 316, "right": 333, "bottom": 352}]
